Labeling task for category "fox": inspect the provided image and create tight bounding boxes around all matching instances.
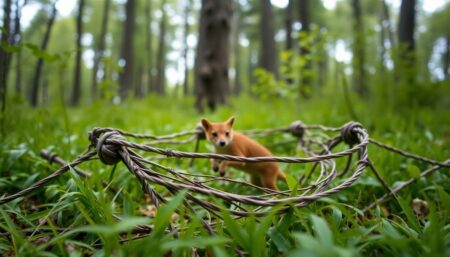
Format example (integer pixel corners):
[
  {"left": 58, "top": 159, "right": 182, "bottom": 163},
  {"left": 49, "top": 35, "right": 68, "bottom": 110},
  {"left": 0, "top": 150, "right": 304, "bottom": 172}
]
[{"left": 201, "top": 117, "right": 286, "bottom": 190}]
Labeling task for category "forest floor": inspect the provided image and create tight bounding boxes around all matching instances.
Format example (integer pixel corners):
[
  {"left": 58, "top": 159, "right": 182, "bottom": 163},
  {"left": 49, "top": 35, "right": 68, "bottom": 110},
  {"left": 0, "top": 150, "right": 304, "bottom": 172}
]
[{"left": 0, "top": 94, "right": 449, "bottom": 256}]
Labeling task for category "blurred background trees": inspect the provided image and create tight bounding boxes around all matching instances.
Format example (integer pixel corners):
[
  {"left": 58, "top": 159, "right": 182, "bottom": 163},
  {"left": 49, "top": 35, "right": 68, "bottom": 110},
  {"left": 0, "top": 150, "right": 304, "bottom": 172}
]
[{"left": 0, "top": 0, "right": 448, "bottom": 112}]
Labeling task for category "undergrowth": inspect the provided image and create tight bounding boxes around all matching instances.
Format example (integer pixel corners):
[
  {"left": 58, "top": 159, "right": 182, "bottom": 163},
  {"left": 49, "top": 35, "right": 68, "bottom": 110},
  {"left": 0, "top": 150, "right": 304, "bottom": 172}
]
[{"left": 0, "top": 94, "right": 449, "bottom": 257}]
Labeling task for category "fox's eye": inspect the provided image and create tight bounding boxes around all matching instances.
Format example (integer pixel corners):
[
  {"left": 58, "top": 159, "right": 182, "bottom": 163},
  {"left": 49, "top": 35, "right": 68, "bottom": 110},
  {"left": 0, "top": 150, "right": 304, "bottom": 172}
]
[
  {"left": 225, "top": 131, "right": 230, "bottom": 137},
  {"left": 212, "top": 132, "right": 218, "bottom": 137}
]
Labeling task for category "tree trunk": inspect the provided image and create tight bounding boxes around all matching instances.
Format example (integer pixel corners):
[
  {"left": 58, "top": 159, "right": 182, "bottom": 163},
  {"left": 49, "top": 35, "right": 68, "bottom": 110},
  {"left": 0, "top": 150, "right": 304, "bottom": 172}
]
[
  {"left": 14, "top": 0, "right": 22, "bottom": 95},
  {"left": 284, "top": 0, "right": 294, "bottom": 85},
  {"left": 232, "top": 6, "right": 241, "bottom": 95},
  {"left": 182, "top": 0, "right": 191, "bottom": 96},
  {"left": 0, "top": 0, "right": 12, "bottom": 113},
  {"left": 145, "top": 0, "right": 153, "bottom": 93},
  {"left": 260, "top": 0, "right": 278, "bottom": 77},
  {"left": 382, "top": 0, "right": 395, "bottom": 48},
  {"left": 397, "top": 0, "right": 416, "bottom": 83},
  {"left": 91, "top": 0, "right": 111, "bottom": 100},
  {"left": 134, "top": 65, "right": 144, "bottom": 97},
  {"left": 351, "top": 0, "right": 367, "bottom": 96},
  {"left": 194, "top": 0, "right": 232, "bottom": 113},
  {"left": 444, "top": 37, "right": 450, "bottom": 80},
  {"left": 379, "top": 3, "right": 386, "bottom": 71},
  {"left": 118, "top": 0, "right": 136, "bottom": 99},
  {"left": 298, "top": 0, "right": 311, "bottom": 97},
  {"left": 30, "top": 2, "right": 57, "bottom": 107},
  {"left": 154, "top": 0, "right": 167, "bottom": 95},
  {"left": 71, "top": 0, "right": 85, "bottom": 106},
  {"left": 285, "top": 0, "right": 293, "bottom": 51}
]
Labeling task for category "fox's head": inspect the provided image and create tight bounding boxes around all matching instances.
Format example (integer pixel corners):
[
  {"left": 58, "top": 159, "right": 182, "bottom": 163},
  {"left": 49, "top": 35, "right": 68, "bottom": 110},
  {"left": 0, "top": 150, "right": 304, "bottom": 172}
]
[{"left": 201, "top": 117, "right": 235, "bottom": 148}]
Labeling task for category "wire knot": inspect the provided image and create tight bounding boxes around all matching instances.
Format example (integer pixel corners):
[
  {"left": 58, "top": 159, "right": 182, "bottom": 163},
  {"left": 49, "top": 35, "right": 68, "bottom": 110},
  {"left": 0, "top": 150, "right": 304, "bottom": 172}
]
[
  {"left": 289, "top": 121, "right": 305, "bottom": 138},
  {"left": 95, "top": 131, "right": 125, "bottom": 165},
  {"left": 195, "top": 122, "right": 206, "bottom": 140},
  {"left": 340, "top": 121, "right": 363, "bottom": 145}
]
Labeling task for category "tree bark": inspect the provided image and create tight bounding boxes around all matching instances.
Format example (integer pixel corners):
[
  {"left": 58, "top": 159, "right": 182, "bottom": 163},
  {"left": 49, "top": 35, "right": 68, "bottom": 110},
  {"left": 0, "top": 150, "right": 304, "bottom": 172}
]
[
  {"left": 118, "top": 0, "right": 136, "bottom": 99},
  {"left": 91, "top": 0, "right": 111, "bottom": 100},
  {"left": 30, "top": 2, "right": 57, "bottom": 107},
  {"left": 71, "top": 0, "right": 85, "bottom": 106},
  {"left": 0, "top": 0, "right": 12, "bottom": 113},
  {"left": 285, "top": 0, "right": 294, "bottom": 51},
  {"left": 260, "top": 0, "right": 278, "bottom": 77},
  {"left": 298, "top": 0, "right": 311, "bottom": 97},
  {"left": 194, "top": 0, "right": 232, "bottom": 112},
  {"left": 134, "top": 65, "right": 144, "bottom": 97},
  {"left": 382, "top": 0, "right": 395, "bottom": 48},
  {"left": 398, "top": 0, "right": 415, "bottom": 52},
  {"left": 182, "top": 0, "right": 191, "bottom": 96},
  {"left": 284, "top": 0, "right": 294, "bottom": 85},
  {"left": 351, "top": 0, "right": 367, "bottom": 96},
  {"left": 397, "top": 0, "right": 416, "bottom": 83},
  {"left": 145, "top": 0, "right": 153, "bottom": 93},
  {"left": 14, "top": 0, "right": 22, "bottom": 95},
  {"left": 444, "top": 37, "right": 449, "bottom": 80},
  {"left": 154, "top": 0, "right": 167, "bottom": 95},
  {"left": 232, "top": 5, "right": 241, "bottom": 95}
]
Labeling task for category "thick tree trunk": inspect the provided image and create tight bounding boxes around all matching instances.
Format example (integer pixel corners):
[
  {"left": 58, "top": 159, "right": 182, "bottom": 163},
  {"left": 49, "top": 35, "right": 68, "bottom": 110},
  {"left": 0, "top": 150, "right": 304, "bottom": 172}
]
[
  {"left": 182, "top": 0, "right": 190, "bottom": 96},
  {"left": 0, "top": 0, "right": 12, "bottom": 113},
  {"left": 194, "top": 0, "right": 232, "bottom": 113},
  {"left": 30, "top": 2, "right": 57, "bottom": 107},
  {"left": 91, "top": 0, "right": 111, "bottom": 100},
  {"left": 398, "top": 0, "right": 415, "bottom": 51},
  {"left": 145, "top": 0, "right": 153, "bottom": 93},
  {"left": 154, "top": 0, "right": 167, "bottom": 95},
  {"left": 351, "top": 0, "right": 367, "bottom": 96},
  {"left": 397, "top": 0, "right": 416, "bottom": 83},
  {"left": 118, "top": 0, "right": 136, "bottom": 99},
  {"left": 71, "top": 0, "right": 85, "bottom": 106},
  {"left": 260, "top": 0, "right": 278, "bottom": 77}
]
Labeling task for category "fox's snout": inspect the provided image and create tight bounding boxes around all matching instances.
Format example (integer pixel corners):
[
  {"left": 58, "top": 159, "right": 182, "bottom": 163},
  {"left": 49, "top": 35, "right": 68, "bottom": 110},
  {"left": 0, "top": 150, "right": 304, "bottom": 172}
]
[{"left": 219, "top": 140, "right": 226, "bottom": 147}]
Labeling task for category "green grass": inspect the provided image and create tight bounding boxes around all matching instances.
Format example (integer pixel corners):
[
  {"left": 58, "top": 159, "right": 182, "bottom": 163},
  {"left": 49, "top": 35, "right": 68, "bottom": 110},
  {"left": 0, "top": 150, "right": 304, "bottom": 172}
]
[{"left": 0, "top": 93, "right": 449, "bottom": 257}]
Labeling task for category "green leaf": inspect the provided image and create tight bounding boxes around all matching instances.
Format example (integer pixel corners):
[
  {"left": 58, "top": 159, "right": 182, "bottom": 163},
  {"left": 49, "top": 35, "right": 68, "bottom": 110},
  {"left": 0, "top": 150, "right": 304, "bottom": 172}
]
[
  {"left": 161, "top": 236, "right": 230, "bottom": 251},
  {"left": 268, "top": 228, "right": 291, "bottom": 254},
  {"left": 151, "top": 190, "right": 187, "bottom": 238},
  {"left": 406, "top": 164, "right": 421, "bottom": 178},
  {"left": 397, "top": 196, "right": 421, "bottom": 233},
  {"left": 310, "top": 214, "right": 333, "bottom": 247},
  {"left": 285, "top": 174, "right": 298, "bottom": 193},
  {"left": 76, "top": 217, "right": 150, "bottom": 236}
]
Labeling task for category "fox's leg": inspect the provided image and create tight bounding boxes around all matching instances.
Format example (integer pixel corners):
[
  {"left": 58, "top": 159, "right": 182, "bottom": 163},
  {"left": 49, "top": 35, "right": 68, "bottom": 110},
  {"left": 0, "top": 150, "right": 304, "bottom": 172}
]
[
  {"left": 210, "top": 159, "right": 219, "bottom": 172},
  {"left": 218, "top": 161, "right": 229, "bottom": 176},
  {"left": 261, "top": 172, "right": 278, "bottom": 191},
  {"left": 250, "top": 175, "right": 263, "bottom": 187},
  {"left": 221, "top": 160, "right": 247, "bottom": 175},
  {"left": 219, "top": 152, "right": 246, "bottom": 176}
]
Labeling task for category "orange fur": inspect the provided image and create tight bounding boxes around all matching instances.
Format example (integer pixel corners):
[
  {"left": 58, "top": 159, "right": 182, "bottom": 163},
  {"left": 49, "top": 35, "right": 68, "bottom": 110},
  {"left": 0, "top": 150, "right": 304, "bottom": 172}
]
[{"left": 201, "top": 117, "right": 286, "bottom": 190}]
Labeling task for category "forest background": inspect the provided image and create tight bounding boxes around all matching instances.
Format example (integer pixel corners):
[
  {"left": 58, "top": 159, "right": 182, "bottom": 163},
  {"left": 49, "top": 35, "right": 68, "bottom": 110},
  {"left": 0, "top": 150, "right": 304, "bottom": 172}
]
[{"left": 0, "top": 0, "right": 449, "bottom": 256}]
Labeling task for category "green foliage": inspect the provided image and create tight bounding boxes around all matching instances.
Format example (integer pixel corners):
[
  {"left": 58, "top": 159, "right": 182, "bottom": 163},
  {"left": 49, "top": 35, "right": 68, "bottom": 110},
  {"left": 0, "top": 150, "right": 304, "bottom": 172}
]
[
  {"left": 252, "top": 26, "right": 328, "bottom": 99},
  {"left": 1, "top": 94, "right": 449, "bottom": 256}
]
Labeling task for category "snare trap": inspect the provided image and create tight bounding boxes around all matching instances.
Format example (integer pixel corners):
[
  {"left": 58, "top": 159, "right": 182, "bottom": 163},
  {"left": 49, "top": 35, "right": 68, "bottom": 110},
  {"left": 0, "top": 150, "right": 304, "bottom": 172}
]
[{"left": 1, "top": 121, "right": 449, "bottom": 235}]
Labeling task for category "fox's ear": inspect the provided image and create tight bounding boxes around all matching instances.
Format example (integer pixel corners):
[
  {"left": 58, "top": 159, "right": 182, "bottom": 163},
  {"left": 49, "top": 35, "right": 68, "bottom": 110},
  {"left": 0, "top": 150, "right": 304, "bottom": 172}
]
[
  {"left": 201, "top": 118, "right": 211, "bottom": 131},
  {"left": 226, "top": 116, "right": 235, "bottom": 127}
]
